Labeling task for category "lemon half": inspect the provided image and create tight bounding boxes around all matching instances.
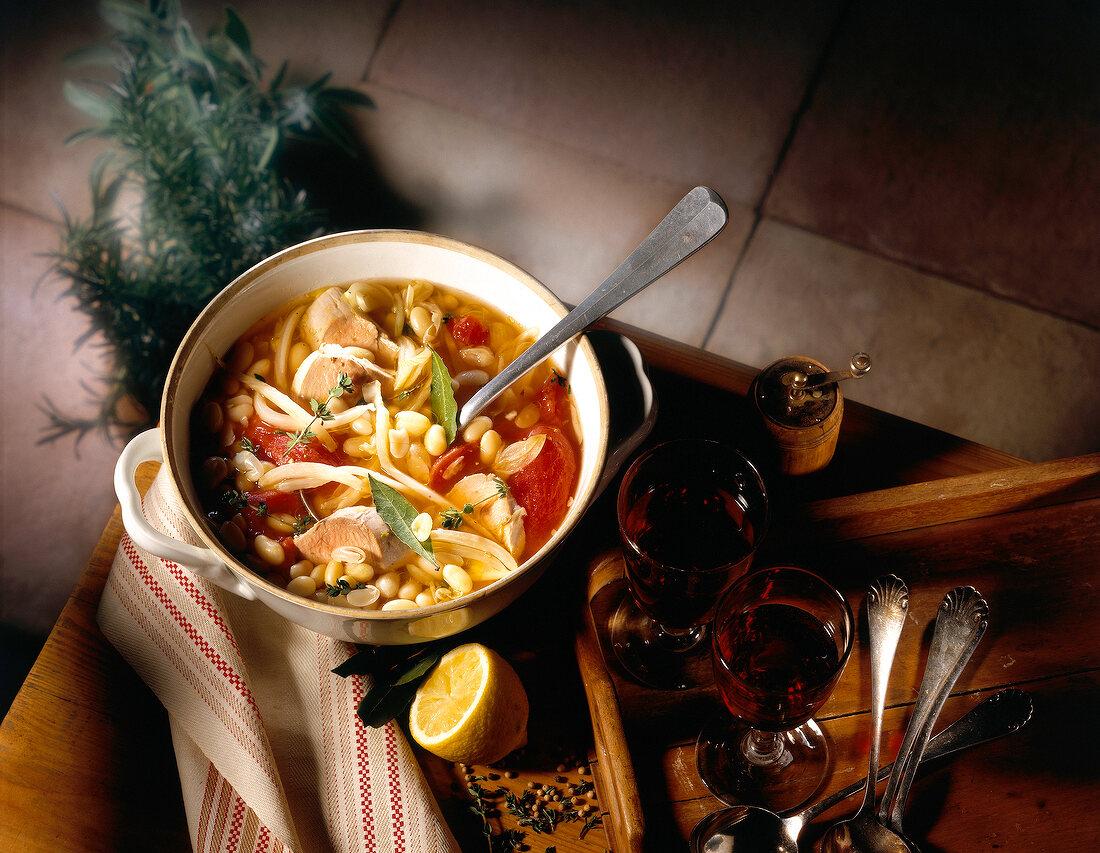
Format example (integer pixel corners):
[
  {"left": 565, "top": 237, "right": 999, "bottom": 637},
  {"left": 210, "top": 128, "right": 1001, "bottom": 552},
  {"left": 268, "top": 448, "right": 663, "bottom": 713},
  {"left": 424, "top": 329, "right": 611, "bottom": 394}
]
[{"left": 409, "top": 643, "right": 529, "bottom": 765}]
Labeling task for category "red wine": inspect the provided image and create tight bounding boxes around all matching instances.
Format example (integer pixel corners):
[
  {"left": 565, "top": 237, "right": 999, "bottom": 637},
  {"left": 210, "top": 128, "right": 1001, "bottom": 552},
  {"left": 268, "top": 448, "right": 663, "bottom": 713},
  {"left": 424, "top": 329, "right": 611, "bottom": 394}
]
[
  {"left": 621, "top": 482, "right": 756, "bottom": 628},
  {"left": 713, "top": 602, "right": 841, "bottom": 731}
]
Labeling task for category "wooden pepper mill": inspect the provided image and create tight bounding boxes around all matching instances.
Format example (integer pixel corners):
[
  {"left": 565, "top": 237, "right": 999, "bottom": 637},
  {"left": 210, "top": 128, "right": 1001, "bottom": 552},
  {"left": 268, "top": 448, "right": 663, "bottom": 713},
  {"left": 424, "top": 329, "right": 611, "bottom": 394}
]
[{"left": 749, "top": 352, "right": 871, "bottom": 475}]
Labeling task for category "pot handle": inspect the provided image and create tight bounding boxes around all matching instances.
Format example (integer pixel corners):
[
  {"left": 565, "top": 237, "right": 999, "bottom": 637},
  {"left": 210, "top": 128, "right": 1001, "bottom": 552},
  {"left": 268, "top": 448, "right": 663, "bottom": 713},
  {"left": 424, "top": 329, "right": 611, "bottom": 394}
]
[
  {"left": 114, "top": 428, "right": 256, "bottom": 600},
  {"left": 589, "top": 332, "right": 658, "bottom": 498}
]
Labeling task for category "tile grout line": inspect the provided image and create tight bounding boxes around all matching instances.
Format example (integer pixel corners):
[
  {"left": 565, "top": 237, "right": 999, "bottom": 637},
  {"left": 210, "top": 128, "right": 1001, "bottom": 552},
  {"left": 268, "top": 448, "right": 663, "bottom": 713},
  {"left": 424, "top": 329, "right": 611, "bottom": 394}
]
[
  {"left": 760, "top": 214, "right": 1100, "bottom": 333},
  {"left": 701, "top": 0, "right": 855, "bottom": 350},
  {"left": 361, "top": 0, "right": 406, "bottom": 83}
]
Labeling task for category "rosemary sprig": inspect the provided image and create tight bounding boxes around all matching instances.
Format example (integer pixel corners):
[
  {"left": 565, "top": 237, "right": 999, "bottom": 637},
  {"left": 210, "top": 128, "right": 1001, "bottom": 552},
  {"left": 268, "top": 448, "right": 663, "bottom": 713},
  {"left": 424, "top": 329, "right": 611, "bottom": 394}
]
[{"left": 43, "top": 0, "right": 371, "bottom": 443}]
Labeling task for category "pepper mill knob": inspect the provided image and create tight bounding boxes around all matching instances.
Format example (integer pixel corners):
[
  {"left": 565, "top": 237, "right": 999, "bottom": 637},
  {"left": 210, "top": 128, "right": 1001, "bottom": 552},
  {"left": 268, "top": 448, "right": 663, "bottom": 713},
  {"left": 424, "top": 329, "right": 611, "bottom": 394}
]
[{"left": 790, "top": 352, "right": 872, "bottom": 396}]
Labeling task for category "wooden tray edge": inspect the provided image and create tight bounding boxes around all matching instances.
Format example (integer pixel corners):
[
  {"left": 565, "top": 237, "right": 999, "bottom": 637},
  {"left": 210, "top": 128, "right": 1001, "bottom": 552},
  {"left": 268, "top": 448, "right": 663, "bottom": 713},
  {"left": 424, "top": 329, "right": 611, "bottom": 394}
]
[{"left": 575, "top": 553, "right": 645, "bottom": 853}]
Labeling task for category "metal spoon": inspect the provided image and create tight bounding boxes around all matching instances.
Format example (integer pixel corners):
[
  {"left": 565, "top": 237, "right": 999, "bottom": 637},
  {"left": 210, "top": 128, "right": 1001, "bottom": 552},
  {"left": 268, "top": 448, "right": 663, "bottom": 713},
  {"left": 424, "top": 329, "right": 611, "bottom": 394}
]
[
  {"left": 881, "top": 587, "right": 989, "bottom": 846},
  {"left": 822, "top": 577, "right": 909, "bottom": 853},
  {"left": 690, "top": 688, "right": 1032, "bottom": 853},
  {"left": 456, "top": 186, "right": 728, "bottom": 429},
  {"left": 821, "top": 586, "right": 989, "bottom": 853}
]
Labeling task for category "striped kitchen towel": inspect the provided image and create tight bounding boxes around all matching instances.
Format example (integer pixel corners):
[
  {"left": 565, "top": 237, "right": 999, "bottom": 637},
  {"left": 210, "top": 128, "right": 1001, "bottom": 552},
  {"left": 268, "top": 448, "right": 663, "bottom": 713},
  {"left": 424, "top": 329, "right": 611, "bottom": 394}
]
[{"left": 98, "top": 465, "right": 459, "bottom": 853}]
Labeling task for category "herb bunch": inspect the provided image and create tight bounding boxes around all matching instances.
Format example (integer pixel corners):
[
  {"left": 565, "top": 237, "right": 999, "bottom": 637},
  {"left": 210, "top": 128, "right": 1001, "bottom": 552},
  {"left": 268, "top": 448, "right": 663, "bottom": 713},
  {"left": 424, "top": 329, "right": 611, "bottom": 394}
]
[{"left": 44, "top": 0, "right": 372, "bottom": 443}]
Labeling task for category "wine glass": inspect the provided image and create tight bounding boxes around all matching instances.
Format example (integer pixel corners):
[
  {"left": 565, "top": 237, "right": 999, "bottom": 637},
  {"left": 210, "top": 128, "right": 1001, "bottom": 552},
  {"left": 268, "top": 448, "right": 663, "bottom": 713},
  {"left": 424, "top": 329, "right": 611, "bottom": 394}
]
[
  {"left": 696, "top": 566, "right": 854, "bottom": 812},
  {"left": 610, "top": 439, "right": 769, "bottom": 690}
]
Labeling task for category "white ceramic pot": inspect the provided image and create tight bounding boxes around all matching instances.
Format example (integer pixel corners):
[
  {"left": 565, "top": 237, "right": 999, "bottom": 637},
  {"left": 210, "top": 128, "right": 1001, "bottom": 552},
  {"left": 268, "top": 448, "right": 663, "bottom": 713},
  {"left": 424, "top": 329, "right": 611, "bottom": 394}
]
[{"left": 114, "top": 230, "right": 653, "bottom": 644}]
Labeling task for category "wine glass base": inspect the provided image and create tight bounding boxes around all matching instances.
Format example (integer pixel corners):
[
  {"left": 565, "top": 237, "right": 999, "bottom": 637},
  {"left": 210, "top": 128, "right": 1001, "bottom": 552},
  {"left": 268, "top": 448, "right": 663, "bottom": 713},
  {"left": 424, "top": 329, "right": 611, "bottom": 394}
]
[
  {"left": 609, "top": 595, "right": 711, "bottom": 690},
  {"left": 695, "top": 716, "right": 832, "bottom": 813}
]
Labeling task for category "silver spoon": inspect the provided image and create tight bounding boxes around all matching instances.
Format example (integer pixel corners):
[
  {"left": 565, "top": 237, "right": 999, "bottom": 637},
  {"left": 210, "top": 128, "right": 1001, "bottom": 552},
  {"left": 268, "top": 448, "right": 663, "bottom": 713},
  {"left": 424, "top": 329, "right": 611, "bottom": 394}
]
[
  {"left": 822, "top": 577, "right": 909, "bottom": 853},
  {"left": 881, "top": 587, "right": 989, "bottom": 845},
  {"left": 456, "top": 186, "right": 728, "bottom": 429},
  {"left": 690, "top": 687, "right": 1032, "bottom": 853},
  {"left": 821, "top": 586, "right": 989, "bottom": 853}
]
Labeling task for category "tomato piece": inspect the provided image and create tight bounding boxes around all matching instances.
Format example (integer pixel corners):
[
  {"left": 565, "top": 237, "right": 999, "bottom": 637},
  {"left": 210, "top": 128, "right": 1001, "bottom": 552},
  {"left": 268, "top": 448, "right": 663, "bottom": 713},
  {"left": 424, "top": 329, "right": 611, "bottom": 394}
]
[
  {"left": 429, "top": 442, "right": 480, "bottom": 493},
  {"left": 450, "top": 314, "right": 490, "bottom": 347},
  {"left": 536, "top": 373, "right": 569, "bottom": 424},
  {"left": 508, "top": 426, "right": 577, "bottom": 550},
  {"left": 242, "top": 415, "right": 341, "bottom": 465}
]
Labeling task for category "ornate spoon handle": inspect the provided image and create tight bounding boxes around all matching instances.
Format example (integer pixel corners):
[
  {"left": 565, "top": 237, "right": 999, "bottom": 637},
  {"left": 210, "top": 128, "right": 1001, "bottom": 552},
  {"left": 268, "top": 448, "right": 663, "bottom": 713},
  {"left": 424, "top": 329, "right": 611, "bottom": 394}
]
[
  {"left": 877, "top": 586, "right": 989, "bottom": 828},
  {"left": 852, "top": 576, "right": 909, "bottom": 818}
]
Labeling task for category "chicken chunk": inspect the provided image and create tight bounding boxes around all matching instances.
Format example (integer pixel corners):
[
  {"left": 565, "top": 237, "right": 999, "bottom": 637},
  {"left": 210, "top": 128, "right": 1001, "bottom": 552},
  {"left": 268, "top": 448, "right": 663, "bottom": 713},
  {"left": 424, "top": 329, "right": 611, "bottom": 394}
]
[
  {"left": 293, "top": 505, "right": 411, "bottom": 568},
  {"left": 292, "top": 343, "right": 394, "bottom": 400},
  {"left": 446, "top": 474, "right": 526, "bottom": 558},
  {"left": 301, "top": 287, "right": 399, "bottom": 367}
]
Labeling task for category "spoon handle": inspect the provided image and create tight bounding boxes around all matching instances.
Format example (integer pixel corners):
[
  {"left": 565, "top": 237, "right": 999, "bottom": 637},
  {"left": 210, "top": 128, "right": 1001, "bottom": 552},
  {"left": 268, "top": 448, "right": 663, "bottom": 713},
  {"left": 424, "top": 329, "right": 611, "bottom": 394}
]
[
  {"left": 457, "top": 186, "right": 728, "bottom": 428},
  {"left": 793, "top": 687, "right": 1032, "bottom": 823},
  {"left": 853, "top": 576, "right": 909, "bottom": 816},
  {"left": 877, "top": 586, "right": 989, "bottom": 828}
]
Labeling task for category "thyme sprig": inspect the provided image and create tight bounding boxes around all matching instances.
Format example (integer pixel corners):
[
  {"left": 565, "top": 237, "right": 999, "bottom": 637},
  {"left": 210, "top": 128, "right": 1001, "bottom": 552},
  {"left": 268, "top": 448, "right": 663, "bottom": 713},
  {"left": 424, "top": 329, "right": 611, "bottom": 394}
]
[
  {"left": 280, "top": 371, "right": 353, "bottom": 456},
  {"left": 440, "top": 476, "right": 509, "bottom": 530}
]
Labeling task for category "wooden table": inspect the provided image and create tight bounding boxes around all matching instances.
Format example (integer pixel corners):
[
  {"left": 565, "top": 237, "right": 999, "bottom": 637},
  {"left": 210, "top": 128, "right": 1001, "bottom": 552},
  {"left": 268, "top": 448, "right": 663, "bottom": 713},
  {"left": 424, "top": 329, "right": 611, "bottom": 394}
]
[{"left": 3, "top": 326, "right": 1097, "bottom": 852}]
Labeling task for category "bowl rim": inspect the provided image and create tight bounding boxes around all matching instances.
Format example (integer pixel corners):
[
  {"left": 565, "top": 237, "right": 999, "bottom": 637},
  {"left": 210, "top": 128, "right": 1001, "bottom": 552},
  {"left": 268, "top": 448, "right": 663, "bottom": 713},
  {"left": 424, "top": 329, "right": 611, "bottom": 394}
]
[{"left": 159, "top": 228, "right": 611, "bottom": 623}]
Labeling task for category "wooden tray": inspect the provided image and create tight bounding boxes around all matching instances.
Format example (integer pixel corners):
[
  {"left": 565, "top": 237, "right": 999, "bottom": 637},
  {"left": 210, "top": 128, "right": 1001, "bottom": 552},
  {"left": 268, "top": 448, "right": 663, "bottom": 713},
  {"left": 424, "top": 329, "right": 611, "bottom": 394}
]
[{"left": 575, "top": 453, "right": 1100, "bottom": 853}]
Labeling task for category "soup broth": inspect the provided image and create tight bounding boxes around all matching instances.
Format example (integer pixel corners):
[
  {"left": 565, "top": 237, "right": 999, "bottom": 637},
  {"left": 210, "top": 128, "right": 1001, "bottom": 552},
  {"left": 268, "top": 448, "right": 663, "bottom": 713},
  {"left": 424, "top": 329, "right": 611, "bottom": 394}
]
[{"left": 192, "top": 278, "right": 580, "bottom": 612}]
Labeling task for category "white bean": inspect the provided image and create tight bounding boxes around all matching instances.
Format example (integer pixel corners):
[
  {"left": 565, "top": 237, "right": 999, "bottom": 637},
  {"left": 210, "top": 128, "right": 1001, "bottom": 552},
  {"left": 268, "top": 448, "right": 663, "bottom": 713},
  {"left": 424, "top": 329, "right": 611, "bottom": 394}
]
[
  {"left": 228, "top": 342, "right": 254, "bottom": 375},
  {"left": 289, "top": 560, "right": 314, "bottom": 579},
  {"left": 376, "top": 571, "right": 401, "bottom": 599},
  {"left": 266, "top": 513, "right": 296, "bottom": 535},
  {"left": 347, "top": 586, "right": 380, "bottom": 608},
  {"left": 248, "top": 358, "right": 272, "bottom": 380},
  {"left": 410, "top": 512, "right": 433, "bottom": 542},
  {"left": 352, "top": 415, "right": 375, "bottom": 436},
  {"left": 415, "top": 591, "right": 436, "bottom": 608},
  {"left": 479, "top": 429, "right": 502, "bottom": 466},
  {"left": 346, "top": 562, "right": 374, "bottom": 582},
  {"left": 443, "top": 563, "right": 473, "bottom": 595},
  {"left": 462, "top": 415, "right": 493, "bottom": 444},
  {"left": 398, "top": 580, "right": 423, "bottom": 601},
  {"left": 343, "top": 435, "right": 375, "bottom": 458},
  {"left": 218, "top": 520, "right": 246, "bottom": 553},
  {"left": 203, "top": 401, "right": 224, "bottom": 433},
  {"left": 381, "top": 599, "right": 418, "bottom": 611},
  {"left": 395, "top": 410, "right": 431, "bottom": 437},
  {"left": 460, "top": 346, "right": 495, "bottom": 369},
  {"left": 453, "top": 369, "right": 490, "bottom": 387},
  {"left": 253, "top": 534, "right": 285, "bottom": 566},
  {"left": 425, "top": 424, "right": 448, "bottom": 457},
  {"left": 287, "top": 576, "right": 317, "bottom": 597},
  {"left": 515, "top": 403, "right": 540, "bottom": 429},
  {"left": 408, "top": 306, "right": 433, "bottom": 339},
  {"left": 407, "top": 444, "right": 432, "bottom": 483},
  {"left": 389, "top": 427, "right": 410, "bottom": 459}
]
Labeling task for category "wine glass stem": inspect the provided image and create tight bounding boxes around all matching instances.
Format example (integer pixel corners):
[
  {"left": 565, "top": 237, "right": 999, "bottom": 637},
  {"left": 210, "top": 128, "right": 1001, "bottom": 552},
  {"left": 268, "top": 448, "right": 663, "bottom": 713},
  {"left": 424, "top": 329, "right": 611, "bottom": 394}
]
[
  {"left": 740, "top": 728, "right": 794, "bottom": 769},
  {"left": 656, "top": 622, "right": 706, "bottom": 651}
]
